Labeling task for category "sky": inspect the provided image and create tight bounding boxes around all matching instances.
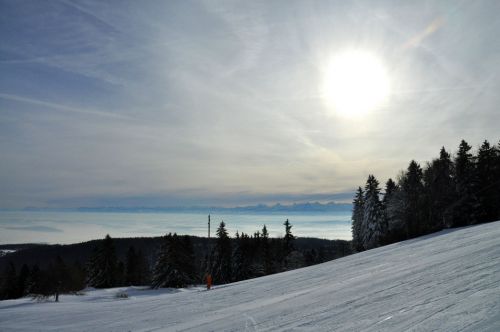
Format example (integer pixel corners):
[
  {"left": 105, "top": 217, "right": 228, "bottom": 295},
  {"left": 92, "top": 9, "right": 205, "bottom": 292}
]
[{"left": 1, "top": 0, "right": 499, "bottom": 208}]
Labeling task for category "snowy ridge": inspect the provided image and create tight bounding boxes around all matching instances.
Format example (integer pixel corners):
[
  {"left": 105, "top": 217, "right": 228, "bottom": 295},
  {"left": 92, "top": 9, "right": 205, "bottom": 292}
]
[
  {"left": 1, "top": 221, "right": 499, "bottom": 331},
  {"left": 0, "top": 249, "right": 16, "bottom": 257}
]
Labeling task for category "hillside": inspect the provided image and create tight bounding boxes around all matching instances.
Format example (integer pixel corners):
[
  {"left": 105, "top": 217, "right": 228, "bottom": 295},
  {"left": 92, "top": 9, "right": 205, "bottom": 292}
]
[
  {"left": 1, "top": 221, "right": 499, "bottom": 331},
  {"left": 0, "top": 236, "right": 350, "bottom": 272}
]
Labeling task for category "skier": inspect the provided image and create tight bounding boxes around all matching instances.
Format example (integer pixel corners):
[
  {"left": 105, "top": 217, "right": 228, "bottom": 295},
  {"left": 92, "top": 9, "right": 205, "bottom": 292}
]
[{"left": 206, "top": 273, "right": 212, "bottom": 290}]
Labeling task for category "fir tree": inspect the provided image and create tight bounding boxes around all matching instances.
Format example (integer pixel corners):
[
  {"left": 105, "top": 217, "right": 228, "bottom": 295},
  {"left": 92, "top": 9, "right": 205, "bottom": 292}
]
[
  {"left": 125, "top": 246, "right": 149, "bottom": 286},
  {"left": 383, "top": 172, "right": 407, "bottom": 243},
  {"left": 351, "top": 187, "right": 365, "bottom": 252},
  {"left": 52, "top": 255, "right": 70, "bottom": 299},
  {"left": 0, "top": 261, "right": 18, "bottom": 300},
  {"left": 232, "top": 233, "right": 252, "bottom": 282},
  {"left": 362, "top": 175, "right": 385, "bottom": 249},
  {"left": 261, "top": 225, "right": 272, "bottom": 274},
  {"left": 304, "top": 249, "right": 316, "bottom": 266},
  {"left": 382, "top": 178, "right": 406, "bottom": 243},
  {"left": 401, "top": 160, "right": 424, "bottom": 237},
  {"left": 17, "top": 264, "right": 30, "bottom": 298},
  {"left": 26, "top": 264, "right": 42, "bottom": 295},
  {"left": 261, "top": 225, "right": 268, "bottom": 238},
  {"left": 151, "top": 233, "right": 196, "bottom": 288},
  {"left": 476, "top": 140, "right": 498, "bottom": 223},
  {"left": 317, "top": 246, "right": 326, "bottom": 263},
  {"left": 496, "top": 141, "right": 500, "bottom": 219},
  {"left": 283, "top": 219, "right": 295, "bottom": 255},
  {"left": 453, "top": 140, "right": 480, "bottom": 226},
  {"left": 210, "top": 222, "right": 232, "bottom": 284},
  {"left": 68, "top": 261, "right": 86, "bottom": 291},
  {"left": 116, "top": 261, "right": 125, "bottom": 287},
  {"left": 284, "top": 250, "right": 305, "bottom": 270},
  {"left": 423, "top": 147, "right": 456, "bottom": 231},
  {"left": 181, "top": 236, "right": 196, "bottom": 283},
  {"left": 382, "top": 179, "right": 397, "bottom": 209},
  {"left": 125, "top": 246, "right": 139, "bottom": 286},
  {"left": 87, "top": 234, "right": 118, "bottom": 288}
]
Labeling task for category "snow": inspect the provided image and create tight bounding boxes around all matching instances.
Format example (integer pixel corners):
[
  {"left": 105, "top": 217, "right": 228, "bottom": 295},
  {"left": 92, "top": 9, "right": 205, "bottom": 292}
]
[
  {"left": 1, "top": 221, "right": 500, "bottom": 331},
  {"left": 0, "top": 249, "right": 16, "bottom": 257}
]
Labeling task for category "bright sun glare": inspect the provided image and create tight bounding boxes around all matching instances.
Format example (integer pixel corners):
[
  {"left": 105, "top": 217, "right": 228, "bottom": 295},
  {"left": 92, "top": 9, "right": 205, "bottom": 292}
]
[{"left": 322, "top": 50, "right": 390, "bottom": 117}]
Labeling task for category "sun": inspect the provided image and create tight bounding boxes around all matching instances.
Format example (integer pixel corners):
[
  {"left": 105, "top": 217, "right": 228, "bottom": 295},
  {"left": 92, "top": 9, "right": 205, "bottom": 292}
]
[{"left": 322, "top": 50, "right": 390, "bottom": 117}]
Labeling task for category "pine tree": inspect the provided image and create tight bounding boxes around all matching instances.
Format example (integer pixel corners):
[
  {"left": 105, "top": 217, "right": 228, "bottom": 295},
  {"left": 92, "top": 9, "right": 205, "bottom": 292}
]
[
  {"left": 137, "top": 250, "right": 150, "bottom": 285},
  {"left": 261, "top": 225, "right": 272, "bottom": 274},
  {"left": 180, "top": 236, "right": 196, "bottom": 283},
  {"left": 453, "top": 140, "right": 480, "bottom": 226},
  {"left": 383, "top": 172, "right": 407, "bottom": 243},
  {"left": 151, "top": 233, "right": 196, "bottom": 288},
  {"left": 284, "top": 250, "right": 305, "bottom": 270},
  {"left": 68, "top": 261, "right": 86, "bottom": 291},
  {"left": 351, "top": 187, "right": 365, "bottom": 252},
  {"left": 362, "top": 175, "right": 385, "bottom": 249},
  {"left": 87, "top": 234, "right": 118, "bottom": 288},
  {"left": 152, "top": 233, "right": 172, "bottom": 288},
  {"left": 382, "top": 178, "right": 405, "bottom": 243},
  {"left": 0, "top": 261, "right": 18, "bottom": 299},
  {"left": 16, "top": 264, "right": 30, "bottom": 298},
  {"left": 382, "top": 179, "right": 397, "bottom": 209},
  {"left": 24, "top": 264, "right": 55, "bottom": 298},
  {"left": 210, "top": 222, "right": 232, "bottom": 284},
  {"left": 52, "top": 255, "right": 71, "bottom": 299},
  {"left": 304, "top": 249, "right": 316, "bottom": 266},
  {"left": 495, "top": 141, "right": 500, "bottom": 220},
  {"left": 125, "top": 246, "right": 139, "bottom": 286},
  {"left": 261, "top": 225, "right": 268, "bottom": 238},
  {"left": 401, "top": 160, "right": 425, "bottom": 237},
  {"left": 283, "top": 219, "right": 295, "bottom": 255},
  {"left": 125, "top": 246, "right": 149, "bottom": 286},
  {"left": 116, "top": 261, "right": 125, "bottom": 287},
  {"left": 423, "top": 147, "right": 456, "bottom": 231},
  {"left": 26, "top": 264, "right": 42, "bottom": 295},
  {"left": 476, "top": 140, "right": 498, "bottom": 223},
  {"left": 232, "top": 233, "right": 251, "bottom": 282}
]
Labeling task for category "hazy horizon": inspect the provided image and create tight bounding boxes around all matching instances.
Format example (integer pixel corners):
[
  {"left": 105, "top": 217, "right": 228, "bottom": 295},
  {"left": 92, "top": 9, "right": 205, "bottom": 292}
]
[
  {"left": 0, "top": 209, "right": 352, "bottom": 244},
  {"left": 1, "top": 1, "right": 499, "bottom": 209}
]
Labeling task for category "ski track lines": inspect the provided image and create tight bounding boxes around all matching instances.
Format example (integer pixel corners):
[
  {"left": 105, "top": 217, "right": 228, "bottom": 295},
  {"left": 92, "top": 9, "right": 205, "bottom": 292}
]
[{"left": 1, "top": 221, "right": 499, "bottom": 331}]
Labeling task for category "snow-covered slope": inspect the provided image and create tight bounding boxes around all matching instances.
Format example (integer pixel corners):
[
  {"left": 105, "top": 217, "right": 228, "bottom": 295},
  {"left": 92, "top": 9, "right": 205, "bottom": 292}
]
[{"left": 1, "top": 221, "right": 499, "bottom": 331}]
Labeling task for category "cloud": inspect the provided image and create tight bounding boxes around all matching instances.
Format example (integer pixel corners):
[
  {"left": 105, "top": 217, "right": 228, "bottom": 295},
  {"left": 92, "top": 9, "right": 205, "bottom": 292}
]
[
  {"left": 0, "top": 93, "right": 132, "bottom": 120},
  {"left": 3, "top": 225, "right": 63, "bottom": 233},
  {"left": 1, "top": 1, "right": 499, "bottom": 208}
]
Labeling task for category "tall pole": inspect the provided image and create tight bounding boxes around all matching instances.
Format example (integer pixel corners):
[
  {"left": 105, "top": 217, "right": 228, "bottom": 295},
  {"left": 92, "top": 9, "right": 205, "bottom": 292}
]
[{"left": 206, "top": 214, "right": 212, "bottom": 289}]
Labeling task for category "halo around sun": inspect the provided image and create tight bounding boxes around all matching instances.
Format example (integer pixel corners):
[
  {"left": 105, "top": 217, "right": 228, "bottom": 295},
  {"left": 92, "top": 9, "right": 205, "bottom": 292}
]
[{"left": 321, "top": 50, "right": 390, "bottom": 117}]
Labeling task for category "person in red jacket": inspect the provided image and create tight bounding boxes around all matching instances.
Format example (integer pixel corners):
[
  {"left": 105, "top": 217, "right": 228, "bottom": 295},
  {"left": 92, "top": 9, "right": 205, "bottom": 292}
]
[{"left": 206, "top": 273, "right": 212, "bottom": 290}]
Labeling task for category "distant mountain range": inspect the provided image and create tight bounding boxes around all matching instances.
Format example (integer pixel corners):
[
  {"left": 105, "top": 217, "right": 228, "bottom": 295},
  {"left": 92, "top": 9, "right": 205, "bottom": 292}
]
[{"left": 20, "top": 202, "right": 352, "bottom": 214}]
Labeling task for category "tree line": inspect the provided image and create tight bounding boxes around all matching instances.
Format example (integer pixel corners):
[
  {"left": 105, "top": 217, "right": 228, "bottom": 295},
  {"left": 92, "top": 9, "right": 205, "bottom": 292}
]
[
  {"left": 0, "top": 257, "right": 85, "bottom": 301},
  {"left": 1, "top": 220, "right": 352, "bottom": 300},
  {"left": 100, "top": 219, "right": 322, "bottom": 289},
  {"left": 352, "top": 139, "right": 500, "bottom": 251}
]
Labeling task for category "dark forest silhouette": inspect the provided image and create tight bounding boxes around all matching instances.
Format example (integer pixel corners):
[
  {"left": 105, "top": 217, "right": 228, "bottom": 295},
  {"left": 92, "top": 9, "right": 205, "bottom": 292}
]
[
  {"left": 352, "top": 139, "right": 500, "bottom": 251},
  {"left": 0, "top": 221, "right": 351, "bottom": 300}
]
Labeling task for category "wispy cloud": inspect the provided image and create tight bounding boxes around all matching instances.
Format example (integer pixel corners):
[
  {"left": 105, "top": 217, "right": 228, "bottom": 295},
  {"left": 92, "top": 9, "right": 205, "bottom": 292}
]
[
  {"left": 0, "top": 0, "right": 499, "bottom": 208},
  {"left": 0, "top": 93, "right": 132, "bottom": 120},
  {"left": 3, "top": 225, "right": 63, "bottom": 233}
]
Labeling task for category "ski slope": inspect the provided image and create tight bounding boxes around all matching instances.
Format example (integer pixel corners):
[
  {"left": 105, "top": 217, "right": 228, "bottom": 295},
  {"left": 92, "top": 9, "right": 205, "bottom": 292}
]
[{"left": 1, "top": 221, "right": 499, "bottom": 331}]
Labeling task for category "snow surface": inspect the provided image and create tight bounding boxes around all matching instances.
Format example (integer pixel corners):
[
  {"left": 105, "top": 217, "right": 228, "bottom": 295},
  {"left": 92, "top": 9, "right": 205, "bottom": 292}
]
[
  {"left": 0, "top": 249, "right": 16, "bottom": 257},
  {"left": 1, "top": 221, "right": 499, "bottom": 331}
]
